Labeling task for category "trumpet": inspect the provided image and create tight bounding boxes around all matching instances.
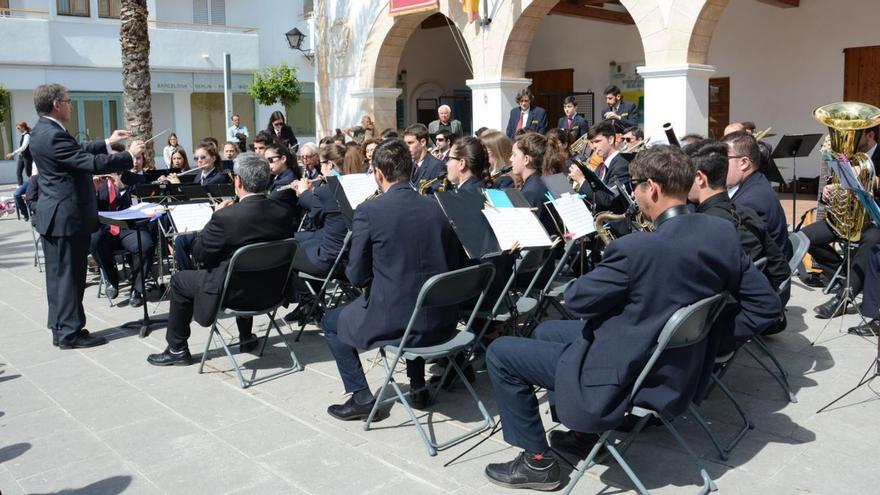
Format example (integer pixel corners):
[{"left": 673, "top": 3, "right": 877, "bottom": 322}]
[{"left": 569, "top": 132, "right": 591, "bottom": 156}]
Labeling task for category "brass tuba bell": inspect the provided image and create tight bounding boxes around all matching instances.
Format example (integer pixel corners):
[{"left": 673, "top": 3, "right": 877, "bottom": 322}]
[{"left": 813, "top": 102, "right": 880, "bottom": 242}]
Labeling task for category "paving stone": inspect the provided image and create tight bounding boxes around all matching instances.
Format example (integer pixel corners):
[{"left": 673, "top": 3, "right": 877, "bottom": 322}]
[{"left": 16, "top": 453, "right": 160, "bottom": 495}]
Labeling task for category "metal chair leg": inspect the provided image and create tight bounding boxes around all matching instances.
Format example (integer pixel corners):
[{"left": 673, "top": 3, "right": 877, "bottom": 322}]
[{"left": 746, "top": 336, "right": 797, "bottom": 403}]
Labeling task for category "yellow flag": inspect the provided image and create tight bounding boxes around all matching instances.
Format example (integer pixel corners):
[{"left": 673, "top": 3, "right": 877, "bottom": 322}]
[{"left": 460, "top": 0, "right": 479, "bottom": 22}]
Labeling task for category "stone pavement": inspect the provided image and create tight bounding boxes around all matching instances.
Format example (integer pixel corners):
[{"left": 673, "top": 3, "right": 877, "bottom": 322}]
[{"left": 1, "top": 191, "right": 879, "bottom": 494}]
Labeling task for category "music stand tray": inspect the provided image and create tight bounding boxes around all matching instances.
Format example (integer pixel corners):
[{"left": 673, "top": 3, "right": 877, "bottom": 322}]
[{"left": 772, "top": 134, "right": 822, "bottom": 226}]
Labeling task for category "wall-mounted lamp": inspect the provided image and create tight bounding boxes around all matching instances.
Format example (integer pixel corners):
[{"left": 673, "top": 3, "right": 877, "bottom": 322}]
[{"left": 285, "top": 27, "right": 315, "bottom": 62}]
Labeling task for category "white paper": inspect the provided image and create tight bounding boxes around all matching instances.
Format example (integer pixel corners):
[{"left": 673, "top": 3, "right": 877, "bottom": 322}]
[
  {"left": 99, "top": 202, "right": 164, "bottom": 221},
  {"left": 168, "top": 202, "right": 214, "bottom": 233},
  {"left": 552, "top": 194, "right": 596, "bottom": 239},
  {"left": 338, "top": 174, "right": 379, "bottom": 210},
  {"left": 483, "top": 207, "right": 553, "bottom": 250}
]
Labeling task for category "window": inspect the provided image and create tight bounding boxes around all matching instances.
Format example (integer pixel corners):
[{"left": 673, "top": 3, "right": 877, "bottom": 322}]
[
  {"left": 286, "top": 91, "right": 316, "bottom": 137},
  {"left": 303, "top": 0, "right": 314, "bottom": 16},
  {"left": 98, "top": 0, "right": 122, "bottom": 18},
  {"left": 57, "top": 0, "right": 89, "bottom": 16},
  {"left": 0, "top": 91, "right": 13, "bottom": 158},
  {"left": 193, "top": 0, "right": 225, "bottom": 25}
]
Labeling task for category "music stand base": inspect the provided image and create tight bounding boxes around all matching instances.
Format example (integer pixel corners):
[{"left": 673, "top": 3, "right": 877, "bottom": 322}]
[
  {"left": 121, "top": 317, "right": 167, "bottom": 338},
  {"left": 817, "top": 357, "right": 880, "bottom": 413}
]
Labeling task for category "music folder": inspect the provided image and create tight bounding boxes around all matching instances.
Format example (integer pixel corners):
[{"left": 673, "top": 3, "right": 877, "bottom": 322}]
[
  {"left": 542, "top": 173, "right": 573, "bottom": 199},
  {"left": 435, "top": 190, "right": 502, "bottom": 260},
  {"left": 772, "top": 134, "right": 823, "bottom": 160},
  {"left": 573, "top": 160, "right": 615, "bottom": 197}
]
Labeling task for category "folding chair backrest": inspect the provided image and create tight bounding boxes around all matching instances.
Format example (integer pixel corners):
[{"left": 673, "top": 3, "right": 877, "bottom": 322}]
[
  {"left": 630, "top": 293, "right": 727, "bottom": 402},
  {"left": 788, "top": 230, "right": 810, "bottom": 274},
  {"left": 220, "top": 238, "right": 298, "bottom": 309},
  {"left": 418, "top": 264, "right": 496, "bottom": 309}
]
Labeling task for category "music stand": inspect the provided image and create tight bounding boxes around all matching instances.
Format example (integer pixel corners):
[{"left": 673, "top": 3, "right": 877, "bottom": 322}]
[
  {"left": 817, "top": 187, "right": 880, "bottom": 412},
  {"left": 772, "top": 134, "right": 822, "bottom": 226},
  {"left": 98, "top": 214, "right": 167, "bottom": 338}
]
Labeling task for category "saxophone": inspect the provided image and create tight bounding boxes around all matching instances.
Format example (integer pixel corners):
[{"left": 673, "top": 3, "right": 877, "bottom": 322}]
[
  {"left": 813, "top": 102, "right": 880, "bottom": 242},
  {"left": 594, "top": 202, "right": 653, "bottom": 246},
  {"left": 418, "top": 173, "right": 450, "bottom": 195}
]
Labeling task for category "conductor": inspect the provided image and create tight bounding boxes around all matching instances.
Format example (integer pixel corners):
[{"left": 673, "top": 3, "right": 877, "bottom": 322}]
[{"left": 29, "top": 84, "right": 145, "bottom": 349}]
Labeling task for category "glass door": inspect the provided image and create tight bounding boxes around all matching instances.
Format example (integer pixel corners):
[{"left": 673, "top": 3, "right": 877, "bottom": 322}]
[{"left": 69, "top": 93, "right": 123, "bottom": 142}]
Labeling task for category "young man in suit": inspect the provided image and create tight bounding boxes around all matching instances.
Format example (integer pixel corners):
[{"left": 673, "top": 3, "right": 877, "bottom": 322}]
[
  {"left": 29, "top": 83, "right": 145, "bottom": 349},
  {"left": 147, "top": 153, "right": 294, "bottom": 366},
  {"left": 506, "top": 89, "right": 549, "bottom": 139},
  {"left": 321, "top": 138, "right": 459, "bottom": 420},
  {"left": 568, "top": 120, "right": 631, "bottom": 213},
  {"left": 404, "top": 123, "right": 445, "bottom": 188},
  {"left": 601, "top": 85, "right": 639, "bottom": 128},
  {"left": 482, "top": 146, "right": 781, "bottom": 490},
  {"left": 557, "top": 96, "right": 589, "bottom": 141}
]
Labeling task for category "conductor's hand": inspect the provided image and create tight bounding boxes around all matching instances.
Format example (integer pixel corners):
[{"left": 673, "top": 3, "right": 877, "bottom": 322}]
[
  {"left": 109, "top": 130, "right": 131, "bottom": 144},
  {"left": 568, "top": 163, "right": 585, "bottom": 186},
  {"left": 214, "top": 199, "right": 233, "bottom": 211},
  {"left": 128, "top": 139, "right": 146, "bottom": 158}
]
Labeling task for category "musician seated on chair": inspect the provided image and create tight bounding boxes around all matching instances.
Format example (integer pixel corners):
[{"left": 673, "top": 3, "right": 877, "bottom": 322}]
[
  {"left": 404, "top": 123, "right": 445, "bottom": 189},
  {"left": 321, "top": 138, "right": 459, "bottom": 420},
  {"left": 90, "top": 149, "right": 153, "bottom": 307},
  {"left": 481, "top": 145, "right": 780, "bottom": 490},
  {"left": 147, "top": 153, "right": 294, "bottom": 366},
  {"left": 799, "top": 125, "right": 880, "bottom": 319},
  {"left": 567, "top": 120, "right": 631, "bottom": 212},
  {"left": 850, "top": 246, "right": 880, "bottom": 336}
]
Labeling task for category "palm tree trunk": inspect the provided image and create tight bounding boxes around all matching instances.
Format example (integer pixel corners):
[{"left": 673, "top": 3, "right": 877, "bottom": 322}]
[{"left": 120, "top": 0, "right": 154, "bottom": 169}]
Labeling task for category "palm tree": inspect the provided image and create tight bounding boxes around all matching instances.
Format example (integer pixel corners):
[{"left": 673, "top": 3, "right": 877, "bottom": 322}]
[{"left": 120, "top": 0, "right": 154, "bottom": 168}]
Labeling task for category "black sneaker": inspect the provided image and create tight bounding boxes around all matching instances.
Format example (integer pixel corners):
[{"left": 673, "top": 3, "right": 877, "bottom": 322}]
[{"left": 485, "top": 451, "right": 560, "bottom": 491}]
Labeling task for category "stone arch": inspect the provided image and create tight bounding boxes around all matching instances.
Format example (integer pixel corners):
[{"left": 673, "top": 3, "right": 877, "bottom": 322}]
[
  {"left": 495, "top": 0, "right": 558, "bottom": 78},
  {"left": 354, "top": 0, "right": 476, "bottom": 130},
  {"left": 621, "top": 0, "right": 729, "bottom": 66}
]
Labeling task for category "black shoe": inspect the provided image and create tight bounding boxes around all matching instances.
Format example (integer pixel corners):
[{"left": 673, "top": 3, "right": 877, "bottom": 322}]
[
  {"left": 410, "top": 388, "right": 432, "bottom": 410},
  {"left": 58, "top": 333, "right": 108, "bottom": 349},
  {"left": 548, "top": 430, "right": 600, "bottom": 457},
  {"left": 239, "top": 334, "right": 260, "bottom": 353},
  {"left": 106, "top": 284, "right": 119, "bottom": 300},
  {"left": 129, "top": 290, "right": 144, "bottom": 308},
  {"left": 485, "top": 451, "right": 560, "bottom": 491},
  {"left": 803, "top": 273, "right": 827, "bottom": 288},
  {"left": 429, "top": 363, "right": 476, "bottom": 390},
  {"left": 53, "top": 328, "right": 91, "bottom": 347},
  {"left": 848, "top": 319, "right": 880, "bottom": 337},
  {"left": 327, "top": 395, "right": 376, "bottom": 421},
  {"left": 814, "top": 294, "right": 845, "bottom": 319},
  {"left": 147, "top": 348, "right": 194, "bottom": 366}
]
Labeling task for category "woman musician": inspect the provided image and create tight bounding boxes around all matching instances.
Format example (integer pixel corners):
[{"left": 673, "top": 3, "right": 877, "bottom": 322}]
[{"left": 160, "top": 145, "right": 228, "bottom": 186}]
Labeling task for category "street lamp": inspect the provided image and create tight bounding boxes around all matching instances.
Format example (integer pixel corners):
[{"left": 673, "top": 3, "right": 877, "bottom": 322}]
[{"left": 285, "top": 27, "right": 314, "bottom": 62}]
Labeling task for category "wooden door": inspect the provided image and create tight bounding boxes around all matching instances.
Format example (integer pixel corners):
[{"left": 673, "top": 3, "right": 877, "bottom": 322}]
[
  {"left": 708, "top": 77, "right": 730, "bottom": 140},
  {"left": 844, "top": 46, "right": 880, "bottom": 107},
  {"left": 525, "top": 68, "right": 574, "bottom": 127}
]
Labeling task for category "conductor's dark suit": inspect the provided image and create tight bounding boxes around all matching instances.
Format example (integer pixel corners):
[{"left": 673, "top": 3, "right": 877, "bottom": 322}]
[
  {"left": 601, "top": 100, "right": 639, "bottom": 128},
  {"left": 321, "top": 182, "right": 458, "bottom": 394},
  {"left": 29, "top": 116, "right": 133, "bottom": 344},
  {"left": 165, "top": 194, "right": 294, "bottom": 351},
  {"left": 557, "top": 114, "right": 589, "bottom": 140},
  {"left": 486, "top": 209, "right": 781, "bottom": 453},
  {"left": 506, "top": 106, "right": 549, "bottom": 139}
]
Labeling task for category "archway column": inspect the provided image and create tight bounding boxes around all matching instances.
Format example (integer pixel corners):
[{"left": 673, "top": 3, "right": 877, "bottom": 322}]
[
  {"left": 349, "top": 87, "right": 403, "bottom": 133},
  {"left": 637, "top": 63, "right": 716, "bottom": 143},
  {"left": 466, "top": 77, "right": 532, "bottom": 134}
]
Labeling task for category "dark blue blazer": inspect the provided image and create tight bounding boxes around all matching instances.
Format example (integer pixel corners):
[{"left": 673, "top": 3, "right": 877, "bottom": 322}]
[
  {"left": 492, "top": 173, "right": 515, "bottom": 189},
  {"left": 506, "top": 106, "right": 549, "bottom": 139},
  {"left": 600, "top": 100, "right": 639, "bottom": 128},
  {"left": 269, "top": 168, "right": 302, "bottom": 229},
  {"left": 295, "top": 183, "right": 348, "bottom": 274},
  {"left": 29, "top": 116, "right": 133, "bottom": 237},
  {"left": 337, "top": 182, "right": 459, "bottom": 350},
  {"left": 521, "top": 173, "right": 557, "bottom": 235},
  {"left": 198, "top": 167, "right": 230, "bottom": 186},
  {"left": 412, "top": 152, "right": 445, "bottom": 188},
  {"left": 557, "top": 114, "right": 589, "bottom": 140},
  {"left": 457, "top": 176, "right": 484, "bottom": 193},
  {"left": 731, "top": 171, "right": 791, "bottom": 258},
  {"left": 554, "top": 211, "right": 781, "bottom": 433},
  {"left": 581, "top": 153, "right": 630, "bottom": 212}
]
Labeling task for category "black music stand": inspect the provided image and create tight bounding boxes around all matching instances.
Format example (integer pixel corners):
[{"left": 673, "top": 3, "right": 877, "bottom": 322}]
[
  {"left": 772, "top": 134, "right": 822, "bottom": 226},
  {"left": 98, "top": 214, "right": 166, "bottom": 338}
]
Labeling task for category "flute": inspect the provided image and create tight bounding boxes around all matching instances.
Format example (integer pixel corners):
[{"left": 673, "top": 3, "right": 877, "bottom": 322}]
[{"left": 275, "top": 176, "right": 326, "bottom": 191}]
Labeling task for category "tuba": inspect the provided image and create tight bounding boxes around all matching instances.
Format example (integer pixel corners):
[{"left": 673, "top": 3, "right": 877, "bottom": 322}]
[{"left": 813, "top": 102, "right": 880, "bottom": 242}]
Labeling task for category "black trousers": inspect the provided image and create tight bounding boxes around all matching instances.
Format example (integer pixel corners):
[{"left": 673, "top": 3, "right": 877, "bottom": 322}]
[
  {"left": 90, "top": 225, "right": 155, "bottom": 293},
  {"left": 802, "top": 221, "right": 880, "bottom": 294},
  {"left": 16, "top": 158, "right": 32, "bottom": 186},
  {"left": 165, "top": 269, "right": 253, "bottom": 351},
  {"left": 486, "top": 320, "right": 582, "bottom": 454},
  {"left": 42, "top": 233, "right": 89, "bottom": 344},
  {"left": 860, "top": 247, "right": 880, "bottom": 320}
]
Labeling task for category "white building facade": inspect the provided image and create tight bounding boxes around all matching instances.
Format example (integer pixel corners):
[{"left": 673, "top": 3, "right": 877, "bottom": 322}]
[{"left": 0, "top": 0, "right": 316, "bottom": 181}]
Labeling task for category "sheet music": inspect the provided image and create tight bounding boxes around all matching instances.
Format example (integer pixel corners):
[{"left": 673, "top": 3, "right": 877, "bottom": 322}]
[
  {"left": 168, "top": 203, "right": 214, "bottom": 233},
  {"left": 552, "top": 194, "right": 595, "bottom": 239},
  {"left": 826, "top": 156, "right": 865, "bottom": 192},
  {"left": 338, "top": 174, "right": 378, "bottom": 210},
  {"left": 99, "top": 202, "right": 164, "bottom": 221},
  {"left": 483, "top": 207, "right": 553, "bottom": 250}
]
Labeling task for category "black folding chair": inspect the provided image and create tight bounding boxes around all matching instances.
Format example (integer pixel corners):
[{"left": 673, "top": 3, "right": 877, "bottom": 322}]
[
  {"left": 197, "top": 239, "right": 303, "bottom": 388},
  {"left": 363, "top": 263, "right": 496, "bottom": 456}
]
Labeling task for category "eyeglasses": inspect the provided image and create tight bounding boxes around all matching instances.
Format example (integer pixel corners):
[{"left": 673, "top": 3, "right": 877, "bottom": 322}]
[
  {"left": 623, "top": 137, "right": 636, "bottom": 143},
  {"left": 436, "top": 137, "right": 446, "bottom": 142},
  {"left": 58, "top": 99, "right": 72, "bottom": 105},
  {"left": 629, "top": 177, "right": 651, "bottom": 189},
  {"left": 299, "top": 154, "right": 315, "bottom": 160},
  {"left": 447, "top": 156, "right": 461, "bottom": 162},
  {"left": 319, "top": 160, "right": 330, "bottom": 165},
  {"left": 266, "top": 155, "right": 282, "bottom": 162},
  {"left": 195, "top": 155, "right": 208, "bottom": 161}
]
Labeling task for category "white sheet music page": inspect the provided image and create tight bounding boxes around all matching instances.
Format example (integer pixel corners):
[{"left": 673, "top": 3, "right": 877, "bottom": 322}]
[
  {"left": 339, "top": 174, "right": 378, "bottom": 210},
  {"left": 553, "top": 194, "right": 595, "bottom": 239},
  {"left": 483, "top": 207, "right": 553, "bottom": 250},
  {"left": 168, "top": 203, "right": 214, "bottom": 233}
]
